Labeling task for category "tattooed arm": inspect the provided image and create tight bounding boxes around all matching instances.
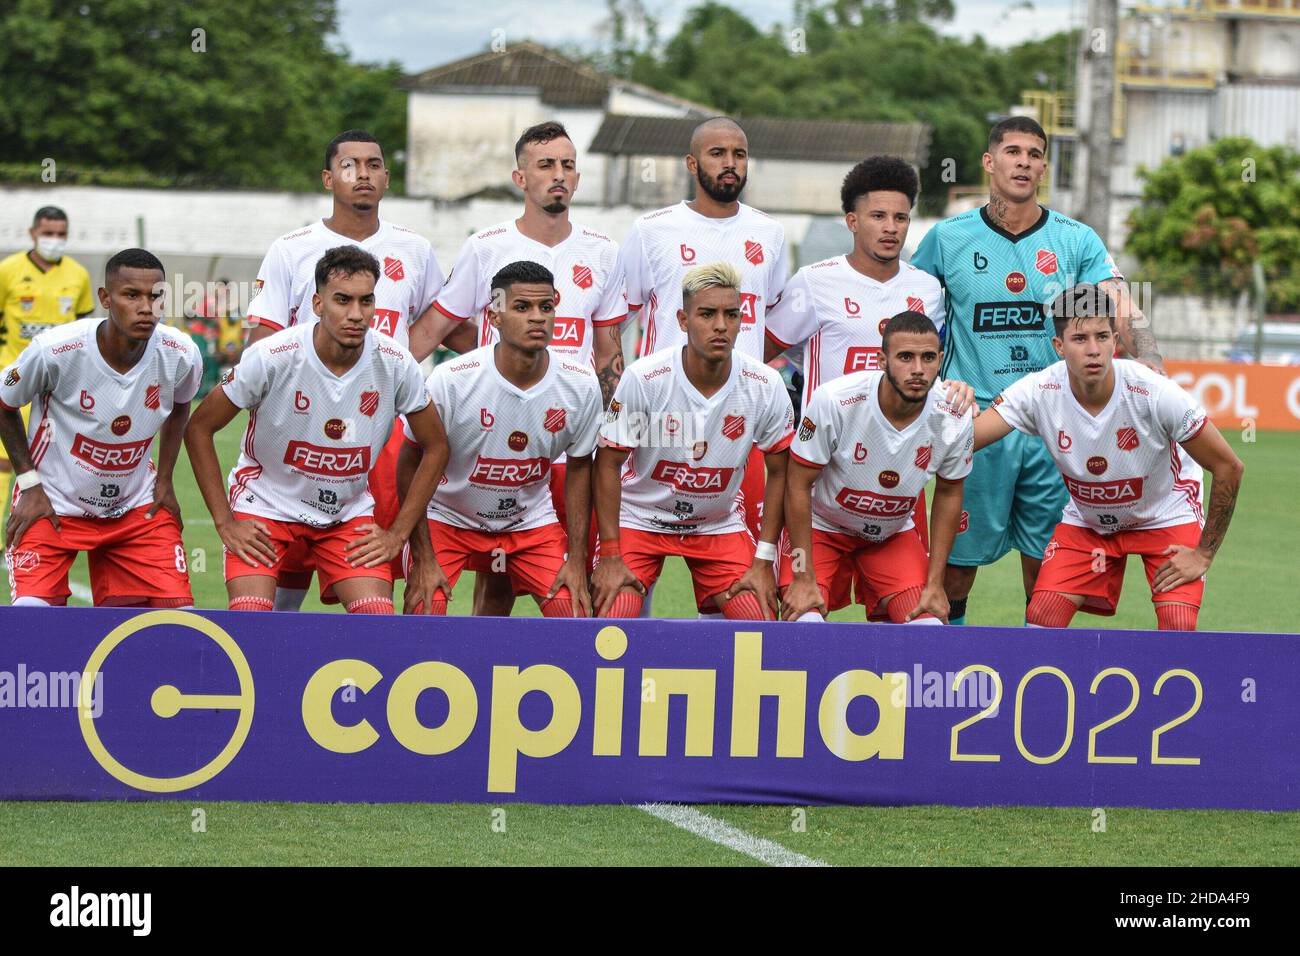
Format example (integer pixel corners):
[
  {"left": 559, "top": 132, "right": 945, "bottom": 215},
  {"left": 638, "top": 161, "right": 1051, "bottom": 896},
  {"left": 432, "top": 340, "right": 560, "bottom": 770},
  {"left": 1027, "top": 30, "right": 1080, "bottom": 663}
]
[
  {"left": 1100, "top": 278, "right": 1164, "bottom": 372},
  {"left": 593, "top": 321, "right": 625, "bottom": 409},
  {"left": 1151, "top": 422, "right": 1244, "bottom": 593}
]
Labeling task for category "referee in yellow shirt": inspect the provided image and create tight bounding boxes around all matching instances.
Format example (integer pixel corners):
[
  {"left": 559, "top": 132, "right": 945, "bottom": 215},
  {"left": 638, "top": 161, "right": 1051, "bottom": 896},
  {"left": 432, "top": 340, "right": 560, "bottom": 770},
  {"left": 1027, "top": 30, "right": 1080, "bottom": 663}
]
[{"left": 0, "top": 206, "right": 95, "bottom": 517}]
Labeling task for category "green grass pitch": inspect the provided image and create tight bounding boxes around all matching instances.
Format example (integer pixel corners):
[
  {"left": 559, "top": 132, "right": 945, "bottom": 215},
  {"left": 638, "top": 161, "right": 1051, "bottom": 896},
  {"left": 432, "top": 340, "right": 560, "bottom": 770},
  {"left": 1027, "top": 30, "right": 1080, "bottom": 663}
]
[{"left": 1, "top": 427, "right": 1296, "bottom": 866}]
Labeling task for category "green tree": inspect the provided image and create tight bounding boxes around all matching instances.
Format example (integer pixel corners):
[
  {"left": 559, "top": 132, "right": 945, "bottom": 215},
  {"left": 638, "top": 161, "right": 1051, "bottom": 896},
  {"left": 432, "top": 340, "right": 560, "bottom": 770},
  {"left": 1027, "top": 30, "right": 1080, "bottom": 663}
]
[
  {"left": 0, "top": 0, "right": 405, "bottom": 191},
  {"left": 1127, "top": 138, "right": 1300, "bottom": 312}
]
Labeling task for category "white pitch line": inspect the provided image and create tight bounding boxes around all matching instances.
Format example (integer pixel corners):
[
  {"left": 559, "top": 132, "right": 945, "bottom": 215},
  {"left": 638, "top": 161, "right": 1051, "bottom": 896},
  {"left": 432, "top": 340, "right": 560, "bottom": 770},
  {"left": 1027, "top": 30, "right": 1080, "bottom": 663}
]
[{"left": 638, "top": 803, "right": 829, "bottom": 867}]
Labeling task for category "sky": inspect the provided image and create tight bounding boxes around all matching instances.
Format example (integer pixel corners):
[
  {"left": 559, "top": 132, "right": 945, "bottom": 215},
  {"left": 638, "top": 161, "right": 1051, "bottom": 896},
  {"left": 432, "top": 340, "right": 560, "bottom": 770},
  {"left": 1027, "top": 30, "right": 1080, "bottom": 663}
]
[{"left": 335, "top": 0, "right": 1085, "bottom": 72}]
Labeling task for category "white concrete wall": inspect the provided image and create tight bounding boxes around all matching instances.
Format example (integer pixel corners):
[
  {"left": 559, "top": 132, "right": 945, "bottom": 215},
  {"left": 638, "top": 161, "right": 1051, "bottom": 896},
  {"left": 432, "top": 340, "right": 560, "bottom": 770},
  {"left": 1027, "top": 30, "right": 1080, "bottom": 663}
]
[
  {"left": 607, "top": 86, "right": 697, "bottom": 117},
  {"left": 1234, "top": 22, "right": 1300, "bottom": 78}
]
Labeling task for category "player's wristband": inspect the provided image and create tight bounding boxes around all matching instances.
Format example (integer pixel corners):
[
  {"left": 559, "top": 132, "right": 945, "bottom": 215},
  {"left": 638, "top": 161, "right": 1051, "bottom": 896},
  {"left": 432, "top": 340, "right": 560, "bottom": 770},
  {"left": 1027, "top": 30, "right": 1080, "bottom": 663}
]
[
  {"left": 15, "top": 470, "right": 41, "bottom": 492},
  {"left": 599, "top": 540, "right": 622, "bottom": 558},
  {"left": 754, "top": 541, "right": 777, "bottom": 562}
]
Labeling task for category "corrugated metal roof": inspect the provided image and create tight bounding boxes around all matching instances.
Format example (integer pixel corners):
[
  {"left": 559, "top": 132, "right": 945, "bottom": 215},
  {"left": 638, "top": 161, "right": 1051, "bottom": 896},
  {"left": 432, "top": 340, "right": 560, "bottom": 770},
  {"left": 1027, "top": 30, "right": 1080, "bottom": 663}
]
[
  {"left": 402, "top": 42, "right": 610, "bottom": 107},
  {"left": 588, "top": 114, "right": 932, "bottom": 165}
]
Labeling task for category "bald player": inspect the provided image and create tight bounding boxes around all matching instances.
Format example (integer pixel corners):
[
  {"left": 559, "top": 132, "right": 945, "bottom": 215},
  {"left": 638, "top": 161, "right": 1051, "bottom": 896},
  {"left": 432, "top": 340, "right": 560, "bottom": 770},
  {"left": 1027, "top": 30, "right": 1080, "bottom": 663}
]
[{"left": 618, "top": 116, "right": 790, "bottom": 616}]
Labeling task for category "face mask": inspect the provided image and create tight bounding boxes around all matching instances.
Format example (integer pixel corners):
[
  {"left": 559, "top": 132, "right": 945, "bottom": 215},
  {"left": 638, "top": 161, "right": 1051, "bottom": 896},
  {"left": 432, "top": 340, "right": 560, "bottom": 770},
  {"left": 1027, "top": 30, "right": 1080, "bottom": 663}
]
[{"left": 35, "top": 237, "right": 67, "bottom": 261}]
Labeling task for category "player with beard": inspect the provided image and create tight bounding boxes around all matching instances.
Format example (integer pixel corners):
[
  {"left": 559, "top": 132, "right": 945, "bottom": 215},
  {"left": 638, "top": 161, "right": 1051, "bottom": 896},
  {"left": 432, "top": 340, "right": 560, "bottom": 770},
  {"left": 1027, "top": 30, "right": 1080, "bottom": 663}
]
[
  {"left": 618, "top": 117, "right": 789, "bottom": 615},
  {"left": 243, "top": 130, "right": 475, "bottom": 612},
  {"left": 973, "top": 284, "right": 1242, "bottom": 631},
  {"left": 431, "top": 122, "right": 625, "bottom": 615},
  {"left": 186, "top": 246, "right": 446, "bottom": 614},
  {"left": 400, "top": 261, "right": 602, "bottom": 618},
  {"left": 1, "top": 249, "right": 200, "bottom": 608},
  {"left": 782, "top": 311, "right": 973, "bottom": 624},
  {"left": 592, "top": 262, "right": 793, "bottom": 621}
]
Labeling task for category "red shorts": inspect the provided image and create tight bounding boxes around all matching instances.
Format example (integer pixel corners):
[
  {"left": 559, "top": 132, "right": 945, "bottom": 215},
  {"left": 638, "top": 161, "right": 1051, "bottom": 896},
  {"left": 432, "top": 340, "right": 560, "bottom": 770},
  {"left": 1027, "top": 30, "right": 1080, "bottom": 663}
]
[
  {"left": 275, "top": 428, "right": 406, "bottom": 590},
  {"left": 224, "top": 512, "right": 391, "bottom": 598},
  {"left": 6, "top": 505, "right": 192, "bottom": 606},
  {"left": 849, "top": 492, "right": 928, "bottom": 608},
  {"left": 782, "top": 526, "right": 929, "bottom": 617},
  {"left": 1034, "top": 521, "right": 1206, "bottom": 615},
  {"left": 620, "top": 527, "right": 755, "bottom": 609},
  {"left": 424, "top": 519, "right": 569, "bottom": 600}
]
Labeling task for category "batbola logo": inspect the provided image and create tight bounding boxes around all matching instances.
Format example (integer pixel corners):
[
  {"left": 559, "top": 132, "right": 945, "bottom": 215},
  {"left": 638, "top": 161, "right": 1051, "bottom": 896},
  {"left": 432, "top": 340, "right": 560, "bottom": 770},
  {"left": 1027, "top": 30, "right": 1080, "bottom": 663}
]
[
  {"left": 1006, "top": 272, "right": 1027, "bottom": 293},
  {"left": 1087, "top": 455, "right": 1108, "bottom": 476},
  {"left": 324, "top": 418, "right": 346, "bottom": 440},
  {"left": 508, "top": 430, "right": 529, "bottom": 451},
  {"left": 878, "top": 469, "right": 900, "bottom": 489},
  {"left": 111, "top": 415, "right": 131, "bottom": 436}
]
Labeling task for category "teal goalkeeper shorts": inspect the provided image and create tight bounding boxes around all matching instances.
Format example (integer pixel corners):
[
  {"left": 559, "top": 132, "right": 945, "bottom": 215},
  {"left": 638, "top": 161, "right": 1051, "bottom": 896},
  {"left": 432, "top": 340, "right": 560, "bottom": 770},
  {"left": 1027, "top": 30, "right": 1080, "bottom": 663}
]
[{"left": 949, "top": 430, "right": 1069, "bottom": 567}]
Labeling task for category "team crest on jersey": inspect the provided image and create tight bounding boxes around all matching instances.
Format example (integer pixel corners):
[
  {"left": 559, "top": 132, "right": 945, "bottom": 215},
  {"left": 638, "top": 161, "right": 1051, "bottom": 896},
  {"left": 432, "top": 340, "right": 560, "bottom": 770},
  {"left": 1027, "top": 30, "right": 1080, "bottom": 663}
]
[
  {"left": 744, "top": 241, "right": 764, "bottom": 265},
  {"left": 906, "top": 296, "right": 925, "bottom": 315},
  {"left": 914, "top": 445, "right": 932, "bottom": 470},
  {"left": 572, "top": 264, "right": 593, "bottom": 289},
  {"left": 798, "top": 416, "right": 816, "bottom": 442},
  {"left": 844, "top": 298, "right": 860, "bottom": 315},
  {"left": 508, "top": 430, "right": 529, "bottom": 451},
  {"left": 110, "top": 415, "right": 131, "bottom": 436},
  {"left": 9, "top": 549, "right": 38, "bottom": 571},
  {"left": 383, "top": 257, "right": 405, "bottom": 282},
  {"left": 1035, "top": 250, "right": 1058, "bottom": 276},
  {"left": 3, "top": 368, "right": 18, "bottom": 387},
  {"left": 680, "top": 244, "right": 696, "bottom": 263},
  {"left": 1117, "top": 427, "right": 1139, "bottom": 451},
  {"left": 359, "top": 390, "right": 379, "bottom": 418},
  {"left": 722, "top": 415, "right": 745, "bottom": 441},
  {"left": 958, "top": 510, "right": 969, "bottom": 534},
  {"left": 1006, "top": 272, "right": 1027, "bottom": 293},
  {"left": 145, "top": 384, "right": 161, "bottom": 410},
  {"left": 544, "top": 408, "right": 566, "bottom": 433},
  {"left": 19, "top": 297, "right": 34, "bottom": 312},
  {"left": 1087, "top": 455, "right": 1108, "bottom": 475}
]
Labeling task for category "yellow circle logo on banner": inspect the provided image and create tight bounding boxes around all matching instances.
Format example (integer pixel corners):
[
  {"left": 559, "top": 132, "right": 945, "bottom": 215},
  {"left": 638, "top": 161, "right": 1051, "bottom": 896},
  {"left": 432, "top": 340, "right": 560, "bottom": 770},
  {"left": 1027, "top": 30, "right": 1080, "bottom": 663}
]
[{"left": 79, "top": 610, "right": 255, "bottom": 793}]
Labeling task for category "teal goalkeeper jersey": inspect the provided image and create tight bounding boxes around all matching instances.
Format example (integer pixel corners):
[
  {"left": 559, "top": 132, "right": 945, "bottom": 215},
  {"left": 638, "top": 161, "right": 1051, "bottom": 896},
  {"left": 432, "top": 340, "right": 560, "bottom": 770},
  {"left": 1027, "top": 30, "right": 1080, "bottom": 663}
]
[{"left": 910, "top": 205, "right": 1120, "bottom": 404}]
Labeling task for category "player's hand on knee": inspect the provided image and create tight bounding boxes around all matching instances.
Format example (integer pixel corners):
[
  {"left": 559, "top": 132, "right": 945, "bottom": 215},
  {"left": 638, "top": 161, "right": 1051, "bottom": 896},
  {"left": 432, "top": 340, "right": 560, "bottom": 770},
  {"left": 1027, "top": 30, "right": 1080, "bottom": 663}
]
[
  {"left": 1152, "top": 544, "right": 1210, "bottom": 593},
  {"left": 781, "top": 575, "right": 827, "bottom": 621},
  {"left": 5, "top": 485, "right": 59, "bottom": 549},
  {"left": 726, "top": 564, "right": 779, "bottom": 618},
  {"left": 344, "top": 523, "right": 402, "bottom": 569},
  {"left": 218, "top": 516, "right": 277, "bottom": 568},
  {"left": 549, "top": 559, "right": 592, "bottom": 617},
  {"left": 906, "top": 583, "right": 950, "bottom": 623},
  {"left": 403, "top": 557, "right": 448, "bottom": 614},
  {"left": 941, "top": 379, "right": 977, "bottom": 416},
  {"left": 147, "top": 476, "right": 184, "bottom": 528},
  {"left": 592, "top": 557, "right": 642, "bottom": 616}
]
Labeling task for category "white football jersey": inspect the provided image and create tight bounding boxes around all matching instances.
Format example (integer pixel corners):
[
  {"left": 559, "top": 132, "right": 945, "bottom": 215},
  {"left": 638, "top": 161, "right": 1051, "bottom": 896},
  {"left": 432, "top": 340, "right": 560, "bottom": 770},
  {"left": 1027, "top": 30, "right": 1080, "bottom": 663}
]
[
  {"left": 993, "top": 359, "right": 1207, "bottom": 534},
  {"left": 600, "top": 347, "right": 795, "bottom": 535},
  {"left": 765, "top": 256, "right": 945, "bottom": 404},
  {"left": 433, "top": 220, "right": 625, "bottom": 364},
  {"left": 791, "top": 371, "right": 973, "bottom": 542},
  {"left": 404, "top": 346, "right": 602, "bottom": 532},
  {"left": 222, "top": 324, "right": 430, "bottom": 527},
  {"left": 246, "top": 219, "right": 444, "bottom": 348},
  {"left": 619, "top": 201, "right": 789, "bottom": 360},
  {"left": 0, "top": 318, "right": 202, "bottom": 518}
]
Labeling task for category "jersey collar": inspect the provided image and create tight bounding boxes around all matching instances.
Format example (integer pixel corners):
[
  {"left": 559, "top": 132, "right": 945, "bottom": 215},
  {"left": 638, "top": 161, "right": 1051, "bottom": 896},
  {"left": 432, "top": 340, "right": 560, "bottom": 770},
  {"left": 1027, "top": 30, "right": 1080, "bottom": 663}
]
[{"left": 979, "top": 204, "right": 1049, "bottom": 244}]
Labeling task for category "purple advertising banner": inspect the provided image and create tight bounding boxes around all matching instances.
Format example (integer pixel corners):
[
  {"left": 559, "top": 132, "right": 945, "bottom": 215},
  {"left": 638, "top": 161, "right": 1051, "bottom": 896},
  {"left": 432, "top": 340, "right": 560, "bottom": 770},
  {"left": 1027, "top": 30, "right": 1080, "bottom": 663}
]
[{"left": 0, "top": 607, "right": 1296, "bottom": 809}]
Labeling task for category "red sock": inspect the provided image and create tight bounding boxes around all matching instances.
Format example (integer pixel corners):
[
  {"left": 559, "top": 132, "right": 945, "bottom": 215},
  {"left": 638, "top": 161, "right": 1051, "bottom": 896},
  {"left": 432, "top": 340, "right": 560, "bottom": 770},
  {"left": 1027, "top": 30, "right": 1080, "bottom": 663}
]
[
  {"left": 1155, "top": 603, "right": 1198, "bottom": 631},
  {"left": 230, "top": 596, "right": 273, "bottom": 612},
  {"left": 346, "top": 596, "right": 394, "bottom": 615},
  {"left": 606, "top": 591, "right": 643, "bottom": 617},
  {"left": 149, "top": 597, "right": 192, "bottom": 608},
  {"left": 1026, "top": 591, "right": 1078, "bottom": 628},
  {"left": 543, "top": 598, "right": 574, "bottom": 621},
  {"left": 885, "top": 586, "right": 925, "bottom": 623},
  {"left": 721, "top": 590, "right": 772, "bottom": 621}
]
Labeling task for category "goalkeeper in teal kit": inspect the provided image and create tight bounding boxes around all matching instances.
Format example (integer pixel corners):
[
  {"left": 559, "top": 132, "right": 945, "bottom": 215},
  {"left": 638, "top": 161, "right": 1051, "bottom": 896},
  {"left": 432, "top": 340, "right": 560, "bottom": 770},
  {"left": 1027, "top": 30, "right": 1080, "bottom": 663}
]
[{"left": 910, "top": 117, "right": 1164, "bottom": 624}]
